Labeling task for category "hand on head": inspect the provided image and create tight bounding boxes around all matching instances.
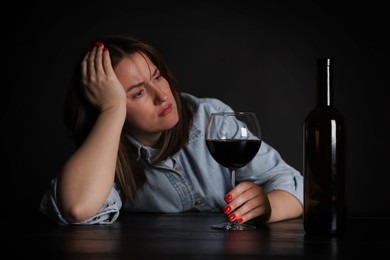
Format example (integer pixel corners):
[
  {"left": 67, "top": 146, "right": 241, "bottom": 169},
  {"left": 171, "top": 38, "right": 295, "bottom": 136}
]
[{"left": 81, "top": 42, "right": 127, "bottom": 113}]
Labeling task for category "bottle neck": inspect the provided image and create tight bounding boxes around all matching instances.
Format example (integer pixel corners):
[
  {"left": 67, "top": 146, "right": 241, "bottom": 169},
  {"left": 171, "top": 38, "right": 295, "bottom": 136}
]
[{"left": 317, "top": 58, "right": 333, "bottom": 107}]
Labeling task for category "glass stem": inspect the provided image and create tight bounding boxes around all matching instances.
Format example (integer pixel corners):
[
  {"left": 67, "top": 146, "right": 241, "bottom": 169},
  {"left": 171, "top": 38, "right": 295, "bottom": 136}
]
[{"left": 230, "top": 169, "right": 236, "bottom": 188}]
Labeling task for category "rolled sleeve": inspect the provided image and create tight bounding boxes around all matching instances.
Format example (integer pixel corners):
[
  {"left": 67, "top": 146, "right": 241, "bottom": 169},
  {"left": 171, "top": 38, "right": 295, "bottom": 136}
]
[
  {"left": 263, "top": 172, "right": 303, "bottom": 206},
  {"left": 39, "top": 178, "right": 122, "bottom": 225},
  {"left": 237, "top": 141, "right": 304, "bottom": 206}
]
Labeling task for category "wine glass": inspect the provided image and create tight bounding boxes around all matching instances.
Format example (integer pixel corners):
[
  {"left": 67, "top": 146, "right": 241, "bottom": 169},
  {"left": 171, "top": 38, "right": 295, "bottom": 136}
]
[{"left": 205, "top": 112, "right": 262, "bottom": 231}]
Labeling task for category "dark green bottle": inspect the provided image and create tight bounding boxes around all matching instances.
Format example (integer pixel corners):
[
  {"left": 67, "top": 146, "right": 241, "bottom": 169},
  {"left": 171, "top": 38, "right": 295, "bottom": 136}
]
[{"left": 303, "top": 58, "right": 346, "bottom": 234}]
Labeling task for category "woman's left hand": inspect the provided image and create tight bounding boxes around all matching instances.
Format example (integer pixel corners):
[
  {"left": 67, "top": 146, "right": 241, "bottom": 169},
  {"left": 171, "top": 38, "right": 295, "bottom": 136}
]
[{"left": 223, "top": 182, "right": 271, "bottom": 225}]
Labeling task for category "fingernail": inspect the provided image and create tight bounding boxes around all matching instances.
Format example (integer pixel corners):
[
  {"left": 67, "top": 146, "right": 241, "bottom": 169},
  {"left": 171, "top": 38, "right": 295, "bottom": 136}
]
[
  {"left": 103, "top": 47, "right": 108, "bottom": 52},
  {"left": 224, "top": 195, "right": 232, "bottom": 202},
  {"left": 224, "top": 206, "right": 231, "bottom": 214},
  {"left": 237, "top": 218, "right": 243, "bottom": 223},
  {"left": 228, "top": 214, "right": 236, "bottom": 221},
  {"left": 95, "top": 42, "right": 103, "bottom": 47}
]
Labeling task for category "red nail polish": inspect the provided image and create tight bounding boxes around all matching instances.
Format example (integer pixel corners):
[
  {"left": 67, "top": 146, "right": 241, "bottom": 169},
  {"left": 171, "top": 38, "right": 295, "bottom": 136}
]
[
  {"left": 224, "top": 195, "right": 232, "bottom": 202},
  {"left": 103, "top": 47, "right": 108, "bottom": 52},
  {"left": 224, "top": 206, "right": 231, "bottom": 214},
  {"left": 228, "top": 214, "right": 236, "bottom": 221},
  {"left": 237, "top": 218, "right": 243, "bottom": 223},
  {"left": 95, "top": 42, "right": 103, "bottom": 47}
]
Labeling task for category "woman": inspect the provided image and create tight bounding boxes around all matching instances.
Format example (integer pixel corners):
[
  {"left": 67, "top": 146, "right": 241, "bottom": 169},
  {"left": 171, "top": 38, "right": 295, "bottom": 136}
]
[{"left": 40, "top": 35, "right": 303, "bottom": 225}]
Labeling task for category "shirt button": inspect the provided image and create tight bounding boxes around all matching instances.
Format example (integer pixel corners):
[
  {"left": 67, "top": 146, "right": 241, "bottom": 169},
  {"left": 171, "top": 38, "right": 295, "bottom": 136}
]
[{"left": 195, "top": 200, "right": 203, "bottom": 206}]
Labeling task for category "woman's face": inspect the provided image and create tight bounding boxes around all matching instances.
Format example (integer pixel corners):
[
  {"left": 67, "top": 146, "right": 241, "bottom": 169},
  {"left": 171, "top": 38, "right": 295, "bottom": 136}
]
[{"left": 114, "top": 52, "right": 179, "bottom": 147}]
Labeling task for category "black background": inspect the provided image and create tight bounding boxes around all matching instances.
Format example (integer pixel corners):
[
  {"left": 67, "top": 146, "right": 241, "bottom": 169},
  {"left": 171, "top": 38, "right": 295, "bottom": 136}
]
[{"left": 2, "top": 1, "right": 389, "bottom": 219}]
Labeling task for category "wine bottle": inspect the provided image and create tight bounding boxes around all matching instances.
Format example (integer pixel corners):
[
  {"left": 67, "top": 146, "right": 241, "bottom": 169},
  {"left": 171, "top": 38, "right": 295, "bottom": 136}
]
[{"left": 303, "top": 58, "right": 346, "bottom": 235}]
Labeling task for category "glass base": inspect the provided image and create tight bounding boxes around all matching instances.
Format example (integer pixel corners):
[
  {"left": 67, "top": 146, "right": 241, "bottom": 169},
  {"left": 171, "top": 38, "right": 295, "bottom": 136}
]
[{"left": 210, "top": 221, "right": 256, "bottom": 231}]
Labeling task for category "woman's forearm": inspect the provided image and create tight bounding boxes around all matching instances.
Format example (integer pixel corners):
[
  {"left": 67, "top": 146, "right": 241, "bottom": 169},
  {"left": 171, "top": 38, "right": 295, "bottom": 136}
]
[
  {"left": 267, "top": 190, "right": 303, "bottom": 223},
  {"left": 57, "top": 107, "right": 126, "bottom": 223}
]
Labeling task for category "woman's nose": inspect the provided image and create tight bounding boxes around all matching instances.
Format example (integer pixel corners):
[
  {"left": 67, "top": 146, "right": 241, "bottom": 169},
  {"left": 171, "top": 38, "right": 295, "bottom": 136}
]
[{"left": 152, "top": 85, "right": 168, "bottom": 104}]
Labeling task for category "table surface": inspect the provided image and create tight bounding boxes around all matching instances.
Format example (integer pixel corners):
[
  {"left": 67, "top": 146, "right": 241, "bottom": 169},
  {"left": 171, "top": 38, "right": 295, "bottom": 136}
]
[{"left": 4, "top": 212, "right": 390, "bottom": 259}]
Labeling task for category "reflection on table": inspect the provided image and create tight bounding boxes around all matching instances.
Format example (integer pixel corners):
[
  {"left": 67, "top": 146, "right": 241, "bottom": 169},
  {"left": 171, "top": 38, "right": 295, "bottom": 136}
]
[{"left": 4, "top": 212, "right": 390, "bottom": 259}]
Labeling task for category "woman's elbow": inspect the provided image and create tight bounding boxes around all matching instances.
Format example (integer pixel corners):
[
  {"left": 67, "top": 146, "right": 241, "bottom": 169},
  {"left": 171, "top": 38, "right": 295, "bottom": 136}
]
[{"left": 62, "top": 203, "right": 100, "bottom": 223}]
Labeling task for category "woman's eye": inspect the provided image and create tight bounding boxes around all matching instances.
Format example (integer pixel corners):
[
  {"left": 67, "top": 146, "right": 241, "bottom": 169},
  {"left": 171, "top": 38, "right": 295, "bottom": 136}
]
[
  {"left": 133, "top": 89, "right": 144, "bottom": 99},
  {"left": 155, "top": 74, "right": 162, "bottom": 81}
]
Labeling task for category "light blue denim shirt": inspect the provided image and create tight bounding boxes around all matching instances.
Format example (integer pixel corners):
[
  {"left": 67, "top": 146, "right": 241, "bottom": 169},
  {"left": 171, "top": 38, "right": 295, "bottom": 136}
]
[{"left": 40, "top": 93, "right": 303, "bottom": 225}]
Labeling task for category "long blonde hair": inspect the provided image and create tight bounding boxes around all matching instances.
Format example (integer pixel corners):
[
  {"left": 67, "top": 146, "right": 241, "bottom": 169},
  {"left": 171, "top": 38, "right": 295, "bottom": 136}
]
[{"left": 64, "top": 35, "right": 193, "bottom": 203}]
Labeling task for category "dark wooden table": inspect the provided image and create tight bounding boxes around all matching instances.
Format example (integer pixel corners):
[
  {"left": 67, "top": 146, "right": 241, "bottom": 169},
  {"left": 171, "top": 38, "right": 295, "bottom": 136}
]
[{"left": 4, "top": 212, "right": 390, "bottom": 259}]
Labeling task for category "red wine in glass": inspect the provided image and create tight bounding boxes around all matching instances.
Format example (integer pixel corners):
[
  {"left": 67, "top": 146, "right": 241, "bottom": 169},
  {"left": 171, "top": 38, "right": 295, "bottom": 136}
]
[{"left": 206, "top": 139, "right": 261, "bottom": 170}]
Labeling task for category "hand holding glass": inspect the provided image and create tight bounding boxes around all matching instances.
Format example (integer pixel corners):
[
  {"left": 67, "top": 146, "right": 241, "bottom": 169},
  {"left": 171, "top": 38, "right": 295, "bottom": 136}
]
[{"left": 205, "top": 112, "right": 262, "bottom": 230}]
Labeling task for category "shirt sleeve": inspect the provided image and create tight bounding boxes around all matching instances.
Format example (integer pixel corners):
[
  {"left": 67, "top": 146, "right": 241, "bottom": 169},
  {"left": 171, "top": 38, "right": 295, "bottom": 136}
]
[
  {"left": 236, "top": 141, "right": 304, "bottom": 206},
  {"left": 39, "top": 177, "right": 122, "bottom": 225}
]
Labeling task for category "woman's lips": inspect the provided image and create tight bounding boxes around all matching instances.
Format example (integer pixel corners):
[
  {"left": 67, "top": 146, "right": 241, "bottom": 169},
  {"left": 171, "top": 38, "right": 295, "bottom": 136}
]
[{"left": 159, "top": 104, "right": 173, "bottom": 117}]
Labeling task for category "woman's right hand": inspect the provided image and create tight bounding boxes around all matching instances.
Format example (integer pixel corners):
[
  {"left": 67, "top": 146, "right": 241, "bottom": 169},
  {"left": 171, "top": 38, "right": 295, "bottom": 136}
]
[{"left": 81, "top": 42, "right": 127, "bottom": 113}]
